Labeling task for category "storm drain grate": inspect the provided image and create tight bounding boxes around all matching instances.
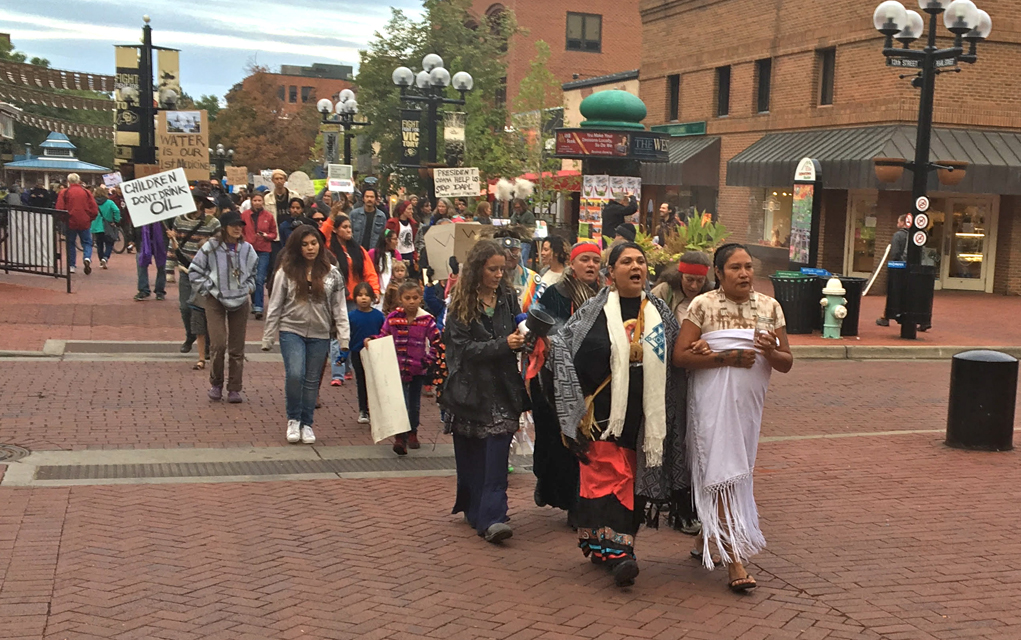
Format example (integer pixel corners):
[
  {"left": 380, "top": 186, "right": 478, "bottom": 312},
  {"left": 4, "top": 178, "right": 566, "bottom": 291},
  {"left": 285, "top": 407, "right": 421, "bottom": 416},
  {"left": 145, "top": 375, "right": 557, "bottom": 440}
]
[
  {"left": 0, "top": 445, "right": 30, "bottom": 463},
  {"left": 34, "top": 455, "right": 532, "bottom": 481}
]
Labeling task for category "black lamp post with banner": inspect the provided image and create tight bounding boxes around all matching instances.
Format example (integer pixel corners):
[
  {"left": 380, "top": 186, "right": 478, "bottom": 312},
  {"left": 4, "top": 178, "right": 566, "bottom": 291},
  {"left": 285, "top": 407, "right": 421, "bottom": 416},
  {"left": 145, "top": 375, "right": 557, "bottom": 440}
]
[
  {"left": 391, "top": 55, "right": 474, "bottom": 167},
  {"left": 317, "top": 89, "right": 370, "bottom": 166},
  {"left": 871, "top": 0, "right": 992, "bottom": 339}
]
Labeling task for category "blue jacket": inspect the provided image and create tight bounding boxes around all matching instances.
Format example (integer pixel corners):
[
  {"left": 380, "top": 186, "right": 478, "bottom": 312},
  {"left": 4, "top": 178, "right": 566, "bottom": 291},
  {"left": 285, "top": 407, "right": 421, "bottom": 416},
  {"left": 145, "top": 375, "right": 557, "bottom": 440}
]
[{"left": 349, "top": 205, "right": 387, "bottom": 251}]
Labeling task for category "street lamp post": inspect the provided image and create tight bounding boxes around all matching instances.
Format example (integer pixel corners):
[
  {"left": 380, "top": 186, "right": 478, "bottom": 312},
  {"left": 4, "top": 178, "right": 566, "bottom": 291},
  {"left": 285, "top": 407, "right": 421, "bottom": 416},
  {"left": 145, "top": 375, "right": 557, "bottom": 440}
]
[
  {"left": 209, "top": 143, "right": 234, "bottom": 181},
  {"left": 391, "top": 54, "right": 474, "bottom": 165},
  {"left": 119, "top": 16, "right": 178, "bottom": 168},
  {"left": 317, "top": 89, "right": 370, "bottom": 166},
  {"left": 872, "top": 0, "right": 991, "bottom": 339}
]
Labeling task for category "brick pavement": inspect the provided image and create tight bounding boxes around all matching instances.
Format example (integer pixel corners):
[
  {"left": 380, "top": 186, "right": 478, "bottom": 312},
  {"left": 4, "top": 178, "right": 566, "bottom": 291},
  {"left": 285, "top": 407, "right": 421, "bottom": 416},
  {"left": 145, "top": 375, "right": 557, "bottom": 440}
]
[
  {"left": 3, "top": 259, "right": 1021, "bottom": 351},
  {"left": 2, "top": 432, "right": 1021, "bottom": 639},
  {"left": 1, "top": 359, "right": 1007, "bottom": 452}
]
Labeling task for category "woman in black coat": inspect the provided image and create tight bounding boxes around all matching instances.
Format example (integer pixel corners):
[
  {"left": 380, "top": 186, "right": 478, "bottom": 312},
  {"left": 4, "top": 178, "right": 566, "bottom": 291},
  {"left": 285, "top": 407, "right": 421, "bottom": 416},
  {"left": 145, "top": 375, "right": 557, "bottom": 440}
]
[{"left": 441, "top": 239, "right": 529, "bottom": 544}]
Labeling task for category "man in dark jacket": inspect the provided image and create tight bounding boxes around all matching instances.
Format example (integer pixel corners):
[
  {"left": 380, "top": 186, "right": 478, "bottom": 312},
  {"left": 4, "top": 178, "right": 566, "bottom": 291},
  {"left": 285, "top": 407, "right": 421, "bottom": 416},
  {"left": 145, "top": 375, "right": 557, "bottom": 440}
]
[
  {"left": 601, "top": 192, "right": 637, "bottom": 245},
  {"left": 877, "top": 214, "right": 912, "bottom": 327},
  {"left": 56, "top": 173, "right": 98, "bottom": 274},
  {"left": 27, "top": 181, "right": 50, "bottom": 208}
]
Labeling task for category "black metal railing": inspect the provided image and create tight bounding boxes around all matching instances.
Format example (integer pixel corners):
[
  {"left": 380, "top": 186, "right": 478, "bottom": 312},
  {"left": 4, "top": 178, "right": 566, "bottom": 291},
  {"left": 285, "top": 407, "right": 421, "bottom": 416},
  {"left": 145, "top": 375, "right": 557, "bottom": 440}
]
[{"left": 0, "top": 204, "right": 71, "bottom": 293}]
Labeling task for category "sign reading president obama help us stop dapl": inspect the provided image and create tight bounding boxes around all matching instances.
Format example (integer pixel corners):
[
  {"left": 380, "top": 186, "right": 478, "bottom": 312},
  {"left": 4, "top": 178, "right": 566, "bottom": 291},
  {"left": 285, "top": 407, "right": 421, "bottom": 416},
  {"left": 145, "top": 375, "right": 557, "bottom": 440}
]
[{"left": 121, "top": 168, "right": 196, "bottom": 227}]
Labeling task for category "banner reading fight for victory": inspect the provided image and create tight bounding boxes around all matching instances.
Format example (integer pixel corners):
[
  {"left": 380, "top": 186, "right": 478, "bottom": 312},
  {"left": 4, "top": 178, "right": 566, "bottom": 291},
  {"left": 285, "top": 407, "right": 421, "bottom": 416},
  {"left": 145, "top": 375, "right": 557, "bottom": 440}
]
[
  {"left": 400, "top": 109, "right": 421, "bottom": 167},
  {"left": 121, "top": 168, "right": 196, "bottom": 227}
]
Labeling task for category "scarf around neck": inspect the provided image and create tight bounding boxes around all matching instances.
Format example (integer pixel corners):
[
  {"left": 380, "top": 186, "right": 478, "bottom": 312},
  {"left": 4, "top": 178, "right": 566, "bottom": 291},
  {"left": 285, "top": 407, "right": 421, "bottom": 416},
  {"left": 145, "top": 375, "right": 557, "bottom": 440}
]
[{"left": 603, "top": 290, "right": 668, "bottom": 467}]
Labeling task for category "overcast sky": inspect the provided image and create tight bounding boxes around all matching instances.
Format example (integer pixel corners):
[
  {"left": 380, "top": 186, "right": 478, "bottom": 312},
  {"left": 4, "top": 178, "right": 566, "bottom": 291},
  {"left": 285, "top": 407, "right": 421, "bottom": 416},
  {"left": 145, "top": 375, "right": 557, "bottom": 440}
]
[{"left": 2, "top": 0, "right": 424, "bottom": 99}]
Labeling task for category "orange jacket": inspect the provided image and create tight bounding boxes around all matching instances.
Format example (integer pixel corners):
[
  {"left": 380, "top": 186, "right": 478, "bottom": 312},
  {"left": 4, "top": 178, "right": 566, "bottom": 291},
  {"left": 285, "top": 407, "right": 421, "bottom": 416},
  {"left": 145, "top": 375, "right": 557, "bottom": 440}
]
[{"left": 341, "top": 245, "right": 380, "bottom": 299}]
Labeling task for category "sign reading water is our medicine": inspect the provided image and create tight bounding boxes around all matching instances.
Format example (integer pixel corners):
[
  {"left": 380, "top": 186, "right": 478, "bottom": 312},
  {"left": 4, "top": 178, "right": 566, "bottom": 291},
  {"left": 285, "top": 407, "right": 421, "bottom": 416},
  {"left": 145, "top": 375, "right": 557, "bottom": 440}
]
[
  {"left": 433, "top": 167, "right": 480, "bottom": 198},
  {"left": 121, "top": 168, "right": 196, "bottom": 227}
]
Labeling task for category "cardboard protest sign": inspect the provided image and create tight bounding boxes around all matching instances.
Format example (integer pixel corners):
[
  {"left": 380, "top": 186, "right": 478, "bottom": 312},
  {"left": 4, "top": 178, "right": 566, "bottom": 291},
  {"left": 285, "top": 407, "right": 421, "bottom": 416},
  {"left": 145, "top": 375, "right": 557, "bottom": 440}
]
[
  {"left": 156, "top": 110, "right": 209, "bottom": 181},
  {"left": 287, "top": 171, "right": 315, "bottom": 197},
  {"left": 327, "top": 164, "right": 354, "bottom": 192},
  {"left": 102, "top": 172, "right": 123, "bottom": 188},
  {"left": 433, "top": 167, "right": 479, "bottom": 198},
  {"left": 363, "top": 335, "right": 412, "bottom": 443},
  {"left": 224, "top": 166, "right": 247, "bottom": 186},
  {"left": 120, "top": 168, "right": 196, "bottom": 227},
  {"left": 423, "top": 222, "right": 484, "bottom": 280}
]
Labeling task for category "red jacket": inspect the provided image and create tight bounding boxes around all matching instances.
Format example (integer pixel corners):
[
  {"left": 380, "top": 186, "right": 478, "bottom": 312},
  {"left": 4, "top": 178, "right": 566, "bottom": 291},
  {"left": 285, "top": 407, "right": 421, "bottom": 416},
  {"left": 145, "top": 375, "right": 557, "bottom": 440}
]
[
  {"left": 56, "top": 184, "right": 98, "bottom": 231},
  {"left": 241, "top": 208, "right": 278, "bottom": 252}
]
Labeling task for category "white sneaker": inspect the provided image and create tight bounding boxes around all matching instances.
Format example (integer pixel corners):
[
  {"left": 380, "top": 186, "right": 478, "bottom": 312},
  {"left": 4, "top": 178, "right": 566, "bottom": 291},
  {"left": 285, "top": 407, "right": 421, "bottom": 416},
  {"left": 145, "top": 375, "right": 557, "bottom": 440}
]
[
  {"left": 286, "top": 420, "right": 301, "bottom": 443},
  {"left": 69, "top": 265, "right": 76, "bottom": 274},
  {"left": 301, "top": 425, "right": 316, "bottom": 444},
  {"left": 100, "top": 259, "right": 108, "bottom": 269},
  {"left": 358, "top": 411, "right": 370, "bottom": 424}
]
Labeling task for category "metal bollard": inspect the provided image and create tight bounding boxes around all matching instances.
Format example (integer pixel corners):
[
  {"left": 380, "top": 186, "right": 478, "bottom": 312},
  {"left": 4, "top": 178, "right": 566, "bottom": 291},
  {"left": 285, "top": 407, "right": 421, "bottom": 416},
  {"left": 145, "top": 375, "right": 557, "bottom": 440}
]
[{"left": 945, "top": 350, "right": 1018, "bottom": 451}]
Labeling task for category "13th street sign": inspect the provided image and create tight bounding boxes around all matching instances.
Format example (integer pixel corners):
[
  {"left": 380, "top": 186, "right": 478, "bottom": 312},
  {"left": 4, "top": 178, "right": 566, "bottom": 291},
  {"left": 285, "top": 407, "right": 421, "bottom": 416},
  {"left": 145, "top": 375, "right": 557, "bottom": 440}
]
[{"left": 886, "top": 57, "right": 957, "bottom": 69}]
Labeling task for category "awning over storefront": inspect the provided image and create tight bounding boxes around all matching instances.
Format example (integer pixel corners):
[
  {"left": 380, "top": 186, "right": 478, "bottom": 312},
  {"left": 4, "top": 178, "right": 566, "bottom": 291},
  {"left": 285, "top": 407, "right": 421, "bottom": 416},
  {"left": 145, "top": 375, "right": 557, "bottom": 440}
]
[
  {"left": 640, "top": 136, "right": 720, "bottom": 187},
  {"left": 727, "top": 125, "right": 1021, "bottom": 194}
]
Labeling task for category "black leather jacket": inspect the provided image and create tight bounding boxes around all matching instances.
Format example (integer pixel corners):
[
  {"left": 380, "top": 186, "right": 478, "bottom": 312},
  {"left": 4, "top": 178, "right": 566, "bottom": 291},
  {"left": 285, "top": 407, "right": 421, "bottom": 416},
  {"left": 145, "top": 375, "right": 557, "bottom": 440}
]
[{"left": 441, "top": 286, "right": 529, "bottom": 423}]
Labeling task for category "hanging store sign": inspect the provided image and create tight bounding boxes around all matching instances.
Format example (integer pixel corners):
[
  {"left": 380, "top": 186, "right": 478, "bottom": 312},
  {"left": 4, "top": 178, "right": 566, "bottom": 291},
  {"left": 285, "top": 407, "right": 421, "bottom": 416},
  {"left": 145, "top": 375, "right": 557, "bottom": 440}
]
[{"left": 553, "top": 128, "right": 669, "bottom": 162}]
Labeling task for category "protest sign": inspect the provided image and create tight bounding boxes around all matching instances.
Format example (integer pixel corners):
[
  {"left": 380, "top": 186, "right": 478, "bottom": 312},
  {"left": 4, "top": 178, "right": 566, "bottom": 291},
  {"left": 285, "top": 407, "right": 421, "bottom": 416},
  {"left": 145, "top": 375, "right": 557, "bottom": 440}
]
[
  {"left": 156, "top": 110, "right": 209, "bottom": 181},
  {"left": 102, "top": 172, "right": 123, "bottom": 188},
  {"left": 312, "top": 179, "right": 327, "bottom": 194},
  {"left": 251, "top": 176, "right": 273, "bottom": 191},
  {"left": 363, "top": 335, "right": 412, "bottom": 443},
  {"left": 287, "top": 171, "right": 315, "bottom": 197},
  {"left": 224, "top": 166, "right": 247, "bottom": 186},
  {"left": 423, "top": 222, "right": 483, "bottom": 280},
  {"left": 120, "top": 168, "right": 196, "bottom": 227},
  {"left": 327, "top": 164, "right": 354, "bottom": 192},
  {"left": 433, "top": 167, "right": 480, "bottom": 198}
]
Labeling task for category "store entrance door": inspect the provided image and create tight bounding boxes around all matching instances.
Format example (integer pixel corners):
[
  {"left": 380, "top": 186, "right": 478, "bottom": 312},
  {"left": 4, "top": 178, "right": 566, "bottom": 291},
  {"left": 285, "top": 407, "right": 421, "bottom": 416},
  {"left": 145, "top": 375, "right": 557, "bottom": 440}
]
[{"left": 923, "top": 196, "right": 997, "bottom": 291}]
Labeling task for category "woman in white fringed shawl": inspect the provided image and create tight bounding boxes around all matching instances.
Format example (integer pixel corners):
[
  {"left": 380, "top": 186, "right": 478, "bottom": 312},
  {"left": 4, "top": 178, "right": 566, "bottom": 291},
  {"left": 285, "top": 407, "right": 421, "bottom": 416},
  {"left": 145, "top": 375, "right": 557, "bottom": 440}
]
[{"left": 672, "top": 243, "right": 793, "bottom": 593}]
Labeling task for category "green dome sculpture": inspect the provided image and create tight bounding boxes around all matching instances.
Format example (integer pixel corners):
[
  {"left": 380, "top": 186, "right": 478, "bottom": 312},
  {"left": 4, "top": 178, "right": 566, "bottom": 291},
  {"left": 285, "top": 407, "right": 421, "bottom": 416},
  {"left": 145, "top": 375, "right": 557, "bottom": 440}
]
[{"left": 579, "top": 90, "right": 647, "bottom": 130}]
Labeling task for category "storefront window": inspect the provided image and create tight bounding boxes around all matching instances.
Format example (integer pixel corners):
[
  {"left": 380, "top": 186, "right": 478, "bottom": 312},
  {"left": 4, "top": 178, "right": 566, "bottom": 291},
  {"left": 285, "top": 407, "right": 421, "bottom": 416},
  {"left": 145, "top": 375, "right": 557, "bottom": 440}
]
[
  {"left": 758, "top": 189, "right": 792, "bottom": 247},
  {"left": 848, "top": 193, "right": 877, "bottom": 273}
]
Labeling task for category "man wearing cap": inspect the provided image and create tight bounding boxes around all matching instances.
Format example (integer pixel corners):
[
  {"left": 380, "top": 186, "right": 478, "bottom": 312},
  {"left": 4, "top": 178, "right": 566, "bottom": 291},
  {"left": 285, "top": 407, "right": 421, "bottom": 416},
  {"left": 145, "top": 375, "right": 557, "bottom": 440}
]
[
  {"left": 496, "top": 233, "right": 539, "bottom": 312},
  {"left": 172, "top": 195, "right": 222, "bottom": 354}
]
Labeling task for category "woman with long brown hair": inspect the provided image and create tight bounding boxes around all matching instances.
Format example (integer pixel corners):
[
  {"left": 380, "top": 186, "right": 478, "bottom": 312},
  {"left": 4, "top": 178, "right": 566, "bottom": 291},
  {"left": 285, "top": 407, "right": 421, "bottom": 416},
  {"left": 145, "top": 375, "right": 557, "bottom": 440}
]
[
  {"left": 326, "top": 213, "right": 378, "bottom": 385},
  {"left": 262, "top": 225, "right": 350, "bottom": 445},
  {"left": 441, "top": 239, "right": 528, "bottom": 544}
]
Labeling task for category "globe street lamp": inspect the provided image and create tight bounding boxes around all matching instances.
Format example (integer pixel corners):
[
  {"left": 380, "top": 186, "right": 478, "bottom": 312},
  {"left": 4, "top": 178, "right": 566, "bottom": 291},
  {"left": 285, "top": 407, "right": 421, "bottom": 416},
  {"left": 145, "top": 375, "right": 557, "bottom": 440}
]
[
  {"left": 872, "top": 0, "right": 991, "bottom": 339},
  {"left": 208, "top": 143, "right": 234, "bottom": 181},
  {"left": 317, "top": 89, "right": 370, "bottom": 166},
  {"left": 391, "top": 54, "right": 474, "bottom": 166}
]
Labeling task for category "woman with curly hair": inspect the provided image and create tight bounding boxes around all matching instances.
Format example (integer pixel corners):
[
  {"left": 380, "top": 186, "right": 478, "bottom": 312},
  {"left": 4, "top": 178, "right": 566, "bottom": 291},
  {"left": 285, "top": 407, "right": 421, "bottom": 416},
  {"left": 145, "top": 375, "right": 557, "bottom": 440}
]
[{"left": 441, "top": 239, "right": 529, "bottom": 544}]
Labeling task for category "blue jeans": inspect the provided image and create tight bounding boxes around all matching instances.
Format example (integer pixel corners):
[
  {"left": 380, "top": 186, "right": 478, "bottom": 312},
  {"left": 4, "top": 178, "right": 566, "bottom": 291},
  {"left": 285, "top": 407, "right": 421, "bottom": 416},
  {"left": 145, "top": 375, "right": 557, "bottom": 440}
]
[
  {"left": 253, "top": 251, "right": 271, "bottom": 312},
  {"left": 402, "top": 375, "right": 426, "bottom": 434},
  {"left": 279, "top": 332, "right": 331, "bottom": 426},
  {"left": 330, "top": 339, "right": 347, "bottom": 380},
  {"left": 137, "top": 261, "right": 167, "bottom": 296},
  {"left": 67, "top": 229, "right": 93, "bottom": 268}
]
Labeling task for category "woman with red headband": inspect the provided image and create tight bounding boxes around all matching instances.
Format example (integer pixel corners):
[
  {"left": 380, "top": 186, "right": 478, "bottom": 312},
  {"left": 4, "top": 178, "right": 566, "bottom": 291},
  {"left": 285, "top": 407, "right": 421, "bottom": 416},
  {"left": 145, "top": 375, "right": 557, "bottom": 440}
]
[
  {"left": 530, "top": 242, "right": 603, "bottom": 522},
  {"left": 651, "top": 251, "right": 713, "bottom": 328}
]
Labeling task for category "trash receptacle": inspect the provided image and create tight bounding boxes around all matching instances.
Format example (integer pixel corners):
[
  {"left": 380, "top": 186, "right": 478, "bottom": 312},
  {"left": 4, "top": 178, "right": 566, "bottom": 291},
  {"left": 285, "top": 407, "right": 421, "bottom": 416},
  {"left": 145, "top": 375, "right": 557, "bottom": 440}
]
[
  {"left": 946, "top": 350, "right": 1018, "bottom": 451},
  {"left": 837, "top": 276, "right": 867, "bottom": 337},
  {"left": 769, "top": 273, "right": 816, "bottom": 335}
]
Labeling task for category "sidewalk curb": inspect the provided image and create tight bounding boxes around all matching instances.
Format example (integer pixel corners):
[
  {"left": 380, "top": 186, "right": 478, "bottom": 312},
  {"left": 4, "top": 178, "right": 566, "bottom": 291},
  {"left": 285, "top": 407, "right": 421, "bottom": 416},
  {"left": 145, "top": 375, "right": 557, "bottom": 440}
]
[{"left": 792, "top": 345, "right": 1021, "bottom": 360}]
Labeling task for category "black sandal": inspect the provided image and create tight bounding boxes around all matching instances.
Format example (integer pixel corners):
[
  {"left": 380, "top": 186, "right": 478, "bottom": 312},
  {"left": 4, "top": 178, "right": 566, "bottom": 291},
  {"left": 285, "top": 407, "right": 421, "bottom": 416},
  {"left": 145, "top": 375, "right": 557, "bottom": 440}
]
[{"left": 728, "top": 575, "right": 757, "bottom": 592}]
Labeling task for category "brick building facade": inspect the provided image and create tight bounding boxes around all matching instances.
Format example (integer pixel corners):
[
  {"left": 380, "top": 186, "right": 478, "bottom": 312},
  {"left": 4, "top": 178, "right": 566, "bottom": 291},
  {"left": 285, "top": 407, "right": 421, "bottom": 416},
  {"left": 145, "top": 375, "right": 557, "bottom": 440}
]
[
  {"left": 470, "top": 1, "right": 642, "bottom": 109},
  {"left": 640, "top": 0, "right": 1021, "bottom": 295},
  {"left": 243, "top": 65, "right": 354, "bottom": 117}
]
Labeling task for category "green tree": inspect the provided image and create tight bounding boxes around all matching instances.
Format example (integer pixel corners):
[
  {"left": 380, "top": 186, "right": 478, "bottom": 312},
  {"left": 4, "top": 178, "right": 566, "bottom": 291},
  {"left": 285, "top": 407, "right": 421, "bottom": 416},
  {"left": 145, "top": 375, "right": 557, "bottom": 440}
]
[
  {"left": 512, "top": 40, "right": 570, "bottom": 220},
  {"left": 29, "top": 56, "right": 50, "bottom": 68},
  {"left": 194, "top": 95, "right": 222, "bottom": 121},
  {"left": 355, "top": 0, "right": 522, "bottom": 195}
]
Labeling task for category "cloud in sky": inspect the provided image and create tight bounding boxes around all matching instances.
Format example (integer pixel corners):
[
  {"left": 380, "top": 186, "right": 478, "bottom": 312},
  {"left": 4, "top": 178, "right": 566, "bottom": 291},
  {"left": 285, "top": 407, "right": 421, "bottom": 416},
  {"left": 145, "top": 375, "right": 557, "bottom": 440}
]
[{"left": 2, "top": 0, "right": 424, "bottom": 98}]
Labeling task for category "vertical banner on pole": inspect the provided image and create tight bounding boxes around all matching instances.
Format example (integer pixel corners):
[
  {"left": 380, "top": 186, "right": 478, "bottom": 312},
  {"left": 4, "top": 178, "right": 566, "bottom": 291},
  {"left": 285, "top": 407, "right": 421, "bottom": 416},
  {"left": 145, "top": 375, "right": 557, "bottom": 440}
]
[
  {"left": 444, "top": 111, "right": 466, "bottom": 167},
  {"left": 114, "top": 46, "right": 141, "bottom": 166},
  {"left": 790, "top": 157, "right": 822, "bottom": 269},
  {"left": 156, "top": 49, "right": 180, "bottom": 105},
  {"left": 400, "top": 109, "right": 421, "bottom": 167}
]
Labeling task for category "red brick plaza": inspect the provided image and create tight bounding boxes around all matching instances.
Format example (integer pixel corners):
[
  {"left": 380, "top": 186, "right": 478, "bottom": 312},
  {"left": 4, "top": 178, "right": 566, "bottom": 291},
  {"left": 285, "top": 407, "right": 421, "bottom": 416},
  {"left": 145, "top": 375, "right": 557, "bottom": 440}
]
[{"left": 2, "top": 263, "right": 1021, "bottom": 639}]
